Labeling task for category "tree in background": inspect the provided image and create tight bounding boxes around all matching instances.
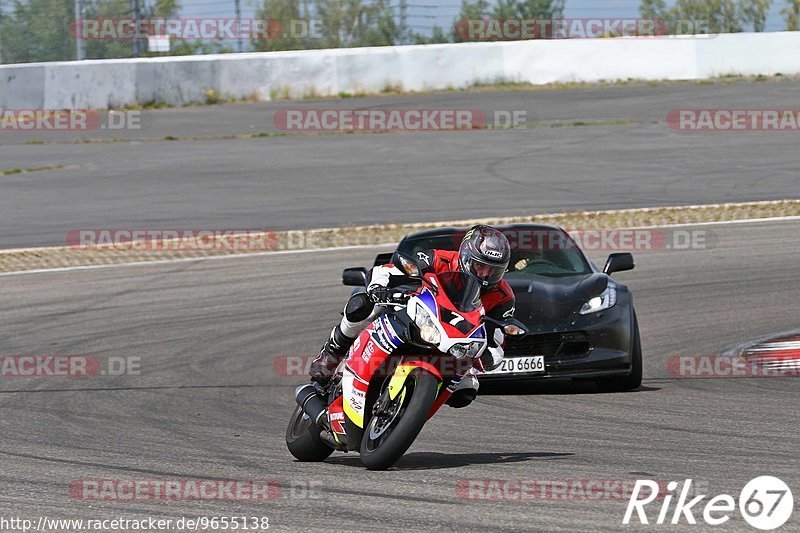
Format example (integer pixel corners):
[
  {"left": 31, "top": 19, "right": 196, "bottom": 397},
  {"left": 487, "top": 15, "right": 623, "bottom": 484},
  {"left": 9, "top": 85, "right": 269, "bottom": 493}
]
[
  {"left": 254, "top": 0, "right": 396, "bottom": 51},
  {"left": 254, "top": 0, "right": 306, "bottom": 51},
  {"left": 0, "top": 0, "right": 185, "bottom": 63},
  {"left": 0, "top": 0, "right": 75, "bottom": 63},
  {"left": 82, "top": 0, "right": 135, "bottom": 59},
  {"left": 480, "top": 0, "right": 566, "bottom": 20},
  {"left": 640, "top": 0, "right": 773, "bottom": 33},
  {"left": 739, "top": 0, "right": 772, "bottom": 31},
  {"left": 315, "top": 0, "right": 396, "bottom": 48},
  {"left": 452, "top": 0, "right": 490, "bottom": 41},
  {"left": 458, "top": 0, "right": 491, "bottom": 20},
  {"left": 491, "top": 0, "right": 518, "bottom": 18},
  {"left": 453, "top": 0, "right": 565, "bottom": 42},
  {"left": 82, "top": 0, "right": 183, "bottom": 59},
  {"left": 782, "top": 0, "right": 800, "bottom": 29},
  {"left": 514, "top": 0, "right": 565, "bottom": 19},
  {"left": 357, "top": 0, "right": 397, "bottom": 46},
  {"left": 413, "top": 25, "right": 449, "bottom": 44}
]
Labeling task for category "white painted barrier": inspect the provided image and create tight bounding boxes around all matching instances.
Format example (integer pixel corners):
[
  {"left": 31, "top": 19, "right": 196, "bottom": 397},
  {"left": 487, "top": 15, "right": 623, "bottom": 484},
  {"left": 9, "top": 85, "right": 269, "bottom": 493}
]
[{"left": 1, "top": 32, "right": 798, "bottom": 109}]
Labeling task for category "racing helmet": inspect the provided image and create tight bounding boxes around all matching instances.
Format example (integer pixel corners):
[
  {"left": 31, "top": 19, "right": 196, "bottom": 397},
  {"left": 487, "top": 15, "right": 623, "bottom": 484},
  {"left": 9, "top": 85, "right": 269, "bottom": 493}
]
[{"left": 458, "top": 225, "right": 511, "bottom": 288}]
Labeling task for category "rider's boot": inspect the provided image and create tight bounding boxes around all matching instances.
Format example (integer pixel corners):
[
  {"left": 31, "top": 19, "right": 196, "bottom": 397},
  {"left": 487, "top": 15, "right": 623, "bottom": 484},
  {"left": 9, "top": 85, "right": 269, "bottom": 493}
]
[
  {"left": 309, "top": 325, "right": 355, "bottom": 385},
  {"left": 446, "top": 373, "right": 479, "bottom": 408}
]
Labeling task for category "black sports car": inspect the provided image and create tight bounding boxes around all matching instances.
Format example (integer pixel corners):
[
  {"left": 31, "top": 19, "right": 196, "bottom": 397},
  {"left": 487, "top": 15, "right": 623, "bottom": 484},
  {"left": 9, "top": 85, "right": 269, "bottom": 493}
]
[{"left": 342, "top": 224, "right": 642, "bottom": 391}]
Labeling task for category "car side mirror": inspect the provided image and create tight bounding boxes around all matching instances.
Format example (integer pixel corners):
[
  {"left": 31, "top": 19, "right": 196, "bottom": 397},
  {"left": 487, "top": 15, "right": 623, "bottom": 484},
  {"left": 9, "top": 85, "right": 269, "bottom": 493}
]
[
  {"left": 603, "top": 252, "right": 634, "bottom": 275},
  {"left": 342, "top": 267, "right": 368, "bottom": 286}
]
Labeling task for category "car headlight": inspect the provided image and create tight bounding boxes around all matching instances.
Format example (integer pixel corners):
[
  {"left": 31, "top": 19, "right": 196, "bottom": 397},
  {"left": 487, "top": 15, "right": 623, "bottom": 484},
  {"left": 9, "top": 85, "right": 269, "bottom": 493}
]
[
  {"left": 414, "top": 303, "right": 441, "bottom": 344},
  {"left": 579, "top": 281, "right": 617, "bottom": 315},
  {"left": 448, "top": 341, "right": 484, "bottom": 359}
]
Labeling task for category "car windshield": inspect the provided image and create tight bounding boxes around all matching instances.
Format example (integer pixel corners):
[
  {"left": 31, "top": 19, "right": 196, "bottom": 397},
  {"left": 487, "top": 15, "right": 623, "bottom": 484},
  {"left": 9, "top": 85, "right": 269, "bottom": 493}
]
[
  {"left": 399, "top": 228, "right": 591, "bottom": 278},
  {"left": 432, "top": 271, "right": 482, "bottom": 313}
]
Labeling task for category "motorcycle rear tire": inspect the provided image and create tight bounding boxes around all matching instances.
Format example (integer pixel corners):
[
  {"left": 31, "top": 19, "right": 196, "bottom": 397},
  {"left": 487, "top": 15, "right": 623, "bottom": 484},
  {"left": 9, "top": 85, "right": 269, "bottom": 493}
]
[{"left": 286, "top": 405, "right": 334, "bottom": 462}]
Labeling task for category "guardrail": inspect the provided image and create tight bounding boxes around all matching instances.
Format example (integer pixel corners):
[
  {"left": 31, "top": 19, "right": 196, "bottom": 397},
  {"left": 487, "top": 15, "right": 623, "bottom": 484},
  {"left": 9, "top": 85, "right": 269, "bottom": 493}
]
[{"left": 1, "top": 32, "right": 798, "bottom": 110}]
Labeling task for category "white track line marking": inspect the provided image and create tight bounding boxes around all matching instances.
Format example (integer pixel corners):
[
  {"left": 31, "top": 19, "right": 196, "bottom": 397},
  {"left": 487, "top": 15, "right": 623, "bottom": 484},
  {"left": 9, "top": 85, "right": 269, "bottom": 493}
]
[
  {"left": 627, "top": 215, "right": 800, "bottom": 229},
  {"left": 0, "top": 243, "right": 395, "bottom": 277},
  {"left": 1, "top": 216, "right": 798, "bottom": 278}
]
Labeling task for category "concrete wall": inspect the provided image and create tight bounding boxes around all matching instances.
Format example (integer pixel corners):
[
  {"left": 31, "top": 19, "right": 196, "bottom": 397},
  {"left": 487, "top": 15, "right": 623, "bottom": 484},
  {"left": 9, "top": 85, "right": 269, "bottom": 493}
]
[{"left": 1, "top": 32, "right": 798, "bottom": 109}]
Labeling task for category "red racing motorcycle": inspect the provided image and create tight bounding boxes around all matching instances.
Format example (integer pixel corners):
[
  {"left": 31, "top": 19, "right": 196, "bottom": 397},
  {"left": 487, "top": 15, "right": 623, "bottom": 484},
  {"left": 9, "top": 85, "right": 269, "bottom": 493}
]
[{"left": 286, "top": 259, "right": 527, "bottom": 470}]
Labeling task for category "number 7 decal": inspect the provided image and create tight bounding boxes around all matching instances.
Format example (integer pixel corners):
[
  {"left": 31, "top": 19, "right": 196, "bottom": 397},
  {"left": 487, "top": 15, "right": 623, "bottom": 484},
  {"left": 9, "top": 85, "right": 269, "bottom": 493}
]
[{"left": 448, "top": 312, "right": 464, "bottom": 326}]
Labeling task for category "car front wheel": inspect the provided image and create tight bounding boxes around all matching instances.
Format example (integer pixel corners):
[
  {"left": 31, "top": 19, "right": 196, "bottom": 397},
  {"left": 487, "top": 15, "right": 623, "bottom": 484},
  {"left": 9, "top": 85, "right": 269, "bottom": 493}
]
[{"left": 596, "top": 313, "right": 642, "bottom": 392}]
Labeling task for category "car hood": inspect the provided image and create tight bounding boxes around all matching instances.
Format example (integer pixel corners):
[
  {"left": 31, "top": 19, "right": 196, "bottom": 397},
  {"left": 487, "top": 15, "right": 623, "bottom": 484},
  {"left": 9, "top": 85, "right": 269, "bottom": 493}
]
[{"left": 505, "top": 274, "right": 609, "bottom": 328}]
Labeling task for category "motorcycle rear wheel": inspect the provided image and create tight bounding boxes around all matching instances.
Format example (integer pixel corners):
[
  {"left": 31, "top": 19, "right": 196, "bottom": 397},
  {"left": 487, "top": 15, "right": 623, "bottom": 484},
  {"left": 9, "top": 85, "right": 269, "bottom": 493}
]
[{"left": 286, "top": 405, "right": 334, "bottom": 462}]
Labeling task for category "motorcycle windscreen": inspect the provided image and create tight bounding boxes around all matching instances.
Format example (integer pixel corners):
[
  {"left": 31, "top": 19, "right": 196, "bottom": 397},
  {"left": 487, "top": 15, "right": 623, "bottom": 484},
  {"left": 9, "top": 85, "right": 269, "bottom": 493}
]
[{"left": 437, "top": 271, "right": 482, "bottom": 313}]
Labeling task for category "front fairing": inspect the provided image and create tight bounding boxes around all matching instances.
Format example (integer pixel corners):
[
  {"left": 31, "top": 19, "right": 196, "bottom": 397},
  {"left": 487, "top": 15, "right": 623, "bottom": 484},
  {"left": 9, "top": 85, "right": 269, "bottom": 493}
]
[{"left": 406, "top": 288, "right": 488, "bottom": 358}]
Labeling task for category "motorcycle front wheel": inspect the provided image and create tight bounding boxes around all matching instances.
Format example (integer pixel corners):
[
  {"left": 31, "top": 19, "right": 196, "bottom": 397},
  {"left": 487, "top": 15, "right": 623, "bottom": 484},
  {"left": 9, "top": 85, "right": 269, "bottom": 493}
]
[{"left": 360, "top": 369, "right": 438, "bottom": 470}]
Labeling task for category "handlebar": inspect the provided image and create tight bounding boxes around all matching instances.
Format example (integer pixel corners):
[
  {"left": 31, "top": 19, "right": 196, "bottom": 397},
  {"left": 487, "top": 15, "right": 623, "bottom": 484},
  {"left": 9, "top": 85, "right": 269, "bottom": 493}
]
[{"left": 372, "top": 289, "right": 414, "bottom": 307}]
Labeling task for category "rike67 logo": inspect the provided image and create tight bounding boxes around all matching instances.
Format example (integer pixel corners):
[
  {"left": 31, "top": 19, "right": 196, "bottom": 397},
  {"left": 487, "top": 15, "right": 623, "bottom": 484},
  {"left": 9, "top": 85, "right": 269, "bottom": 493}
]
[{"left": 624, "top": 477, "right": 793, "bottom": 530}]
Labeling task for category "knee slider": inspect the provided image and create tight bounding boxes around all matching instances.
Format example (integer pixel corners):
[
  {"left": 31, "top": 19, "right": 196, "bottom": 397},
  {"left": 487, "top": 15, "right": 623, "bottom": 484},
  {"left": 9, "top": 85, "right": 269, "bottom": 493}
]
[{"left": 345, "top": 292, "right": 374, "bottom": 322}]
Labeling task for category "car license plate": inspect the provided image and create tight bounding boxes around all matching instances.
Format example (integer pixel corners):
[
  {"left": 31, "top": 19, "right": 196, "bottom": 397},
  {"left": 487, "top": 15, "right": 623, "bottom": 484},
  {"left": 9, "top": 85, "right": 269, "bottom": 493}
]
[{"left": 487, "top": 355, "right": 545, "bottom": 375}]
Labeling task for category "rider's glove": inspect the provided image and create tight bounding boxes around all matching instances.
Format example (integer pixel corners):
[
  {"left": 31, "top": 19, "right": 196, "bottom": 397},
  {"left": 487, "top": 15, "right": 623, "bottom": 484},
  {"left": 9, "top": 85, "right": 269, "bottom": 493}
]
[
  {"left": 490, "top": 328, "right": 505, "bottom": 348},
  {"left": 367, "top": 285, "right": 392, "bottom": 303},
  {"left": 475, "top": 345, "right": 504, "bottom": 372}
]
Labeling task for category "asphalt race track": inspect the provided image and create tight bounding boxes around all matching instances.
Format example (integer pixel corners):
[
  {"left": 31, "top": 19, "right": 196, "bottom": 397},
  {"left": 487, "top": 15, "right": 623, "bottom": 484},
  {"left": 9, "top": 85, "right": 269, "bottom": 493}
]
[
  {"left": 1, "top": 219, "right": 798, "bottom": 531},
  {"left": 1, "top": 80, "right": 800, "bottom": 248}
]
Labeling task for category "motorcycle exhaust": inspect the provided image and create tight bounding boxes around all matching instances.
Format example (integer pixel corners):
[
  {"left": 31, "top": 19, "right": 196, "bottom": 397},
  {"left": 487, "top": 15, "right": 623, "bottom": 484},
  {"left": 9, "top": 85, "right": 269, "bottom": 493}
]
[{"left": 295, "top": 384, "right": 327, "bottom": 427}]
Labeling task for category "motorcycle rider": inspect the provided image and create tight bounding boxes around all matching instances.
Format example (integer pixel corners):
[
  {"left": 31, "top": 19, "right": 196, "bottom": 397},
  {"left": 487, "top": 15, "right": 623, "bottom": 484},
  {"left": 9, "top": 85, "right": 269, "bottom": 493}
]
[{"left": 309, "top": 225, "right": 515, "bottom": 408}]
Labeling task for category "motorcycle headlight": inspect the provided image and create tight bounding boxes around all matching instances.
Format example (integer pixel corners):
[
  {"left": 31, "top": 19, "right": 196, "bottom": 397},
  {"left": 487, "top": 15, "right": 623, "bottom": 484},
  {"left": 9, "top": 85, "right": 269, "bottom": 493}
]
[
  {"left": 448, "top": 341, "right": 484, "bottom": 359},
  {"left": 414, "top": 303, "right": 441, "bottom": 344},
  {"left": 579, "top": 281, "right": 617, "bottom": 315}
]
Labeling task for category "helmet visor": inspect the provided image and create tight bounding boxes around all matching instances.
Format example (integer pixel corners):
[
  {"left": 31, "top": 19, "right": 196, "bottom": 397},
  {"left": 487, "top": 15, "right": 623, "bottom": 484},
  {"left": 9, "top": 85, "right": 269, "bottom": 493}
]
[{"left": 464, "top": 257, "right": 506, "bottom": 286}]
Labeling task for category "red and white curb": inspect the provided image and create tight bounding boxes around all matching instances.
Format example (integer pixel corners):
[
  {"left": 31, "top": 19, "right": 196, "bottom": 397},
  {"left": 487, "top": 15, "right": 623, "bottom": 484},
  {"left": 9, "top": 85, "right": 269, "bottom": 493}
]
[{"left": 742, "top": 333, "right": 800, "bottom": 372}]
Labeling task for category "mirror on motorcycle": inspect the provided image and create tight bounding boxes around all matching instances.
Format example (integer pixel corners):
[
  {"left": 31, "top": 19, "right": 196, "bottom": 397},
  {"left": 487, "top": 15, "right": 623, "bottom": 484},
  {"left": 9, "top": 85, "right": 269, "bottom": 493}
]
[
  {"left": 342, "top": 267, "right": 368, "bottom": 286},
  {"left": 502, "top": 321, "right": 528, "bottom": 337},
  {"left": 392, "top": 252, "right": 422, "bottom": 278},
  {"left": 482, "top": 316, "right": 529, "bottom": 337}
]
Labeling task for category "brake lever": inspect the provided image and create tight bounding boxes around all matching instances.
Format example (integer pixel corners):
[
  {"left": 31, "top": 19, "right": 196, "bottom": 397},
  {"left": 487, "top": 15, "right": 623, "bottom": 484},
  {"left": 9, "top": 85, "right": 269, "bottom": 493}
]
[{"left": 374, "top": 291, "right": 411, "bottom": 307}]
